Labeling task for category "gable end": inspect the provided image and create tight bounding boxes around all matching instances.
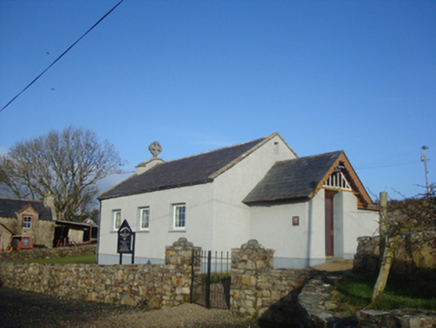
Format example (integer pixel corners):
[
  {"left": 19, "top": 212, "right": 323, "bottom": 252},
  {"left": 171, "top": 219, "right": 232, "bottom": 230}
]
[{"left": 310, "top": 152, "right": 375, "bottom": 209}]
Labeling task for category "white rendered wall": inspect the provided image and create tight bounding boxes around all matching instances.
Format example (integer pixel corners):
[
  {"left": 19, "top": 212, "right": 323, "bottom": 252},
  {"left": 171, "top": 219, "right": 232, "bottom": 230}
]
[
  {"left": 332, "top": 191, "right": 379, "bottom": 259},
  {"left": 98, "top": 183, "right": 214, "bottom": 264},
  {"left": 249, "top": 201, "right": 309, "bottom": 267},
  {"left": 249, "top": 189, "right": 327, "bottom": 269},
  {"left": 211, "top": 135, "right": 297, "bottom": 253},
  {"left": 342, "top": 192, "right": 379, "bottom": 258},
  {"left": 306, "top": 189, "right": 327, "bottom": 261}
]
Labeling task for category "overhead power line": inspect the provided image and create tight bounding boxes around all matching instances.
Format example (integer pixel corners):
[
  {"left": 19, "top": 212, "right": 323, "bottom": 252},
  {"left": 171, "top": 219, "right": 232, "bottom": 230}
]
[{"left": 0, "top": 0, "right": 125, "bottom": 114}]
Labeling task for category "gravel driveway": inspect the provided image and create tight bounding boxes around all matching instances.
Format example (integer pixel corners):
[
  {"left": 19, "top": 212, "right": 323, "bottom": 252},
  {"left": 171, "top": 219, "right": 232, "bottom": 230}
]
[{"left": 0, "top": 287, "right": 258, "bottom": 328}]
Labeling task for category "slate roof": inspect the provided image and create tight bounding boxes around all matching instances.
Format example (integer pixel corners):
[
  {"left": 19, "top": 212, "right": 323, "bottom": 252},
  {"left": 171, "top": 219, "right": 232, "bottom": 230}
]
[
  {"left": 0, "top": 197, "right": 53, "bottom": 220},
  {"left": 99, "top": 137, "right": 268, "bottom": 200},
  {"left": 243, "top": 151, "right": 343, "bottom": 203}
]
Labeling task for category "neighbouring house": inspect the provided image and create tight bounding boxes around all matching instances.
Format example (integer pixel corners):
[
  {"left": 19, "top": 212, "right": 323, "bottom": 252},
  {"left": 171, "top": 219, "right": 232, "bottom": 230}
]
[
  {"left": 0, "top": 195, "right": 99, "bottom": 249},
  {"left": 0, "top": 194, "right": 57, "bottom": 249},
  {"left": 97, "top": 133, "right": 379, "bottom": 268}
]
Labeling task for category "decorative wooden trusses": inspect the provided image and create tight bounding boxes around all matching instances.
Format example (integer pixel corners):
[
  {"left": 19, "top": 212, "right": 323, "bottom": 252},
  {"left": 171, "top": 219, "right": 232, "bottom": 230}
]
[{"left": 310, "top": 152, "right": 376, "bottom": 210}]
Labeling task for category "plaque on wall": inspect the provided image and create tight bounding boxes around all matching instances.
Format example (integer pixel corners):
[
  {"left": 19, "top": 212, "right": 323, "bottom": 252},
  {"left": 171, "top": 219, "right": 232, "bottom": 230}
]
[{"left": 292, "top": 216, "right": 300, "bottom": 226}]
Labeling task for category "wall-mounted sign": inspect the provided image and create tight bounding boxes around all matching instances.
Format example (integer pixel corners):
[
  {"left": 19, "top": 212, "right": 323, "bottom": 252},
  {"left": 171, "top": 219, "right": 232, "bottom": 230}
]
[
  {"left": 117, "top": 219, "right": 135, "bottom": 264},
  {"left": 292, "top": 216, "right": 300, "bottom": 226}
]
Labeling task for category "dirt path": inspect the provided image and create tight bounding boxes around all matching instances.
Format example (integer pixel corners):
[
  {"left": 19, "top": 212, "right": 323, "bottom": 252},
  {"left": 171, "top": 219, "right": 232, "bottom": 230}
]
[{"left": 310, "top": 259, "right": 353, "bottom": 272}]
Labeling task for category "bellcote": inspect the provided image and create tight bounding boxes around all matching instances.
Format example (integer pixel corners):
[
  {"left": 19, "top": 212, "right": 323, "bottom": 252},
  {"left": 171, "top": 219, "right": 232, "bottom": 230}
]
[{"left": 136, "top": 141, "right": 164, "bottom": 174}]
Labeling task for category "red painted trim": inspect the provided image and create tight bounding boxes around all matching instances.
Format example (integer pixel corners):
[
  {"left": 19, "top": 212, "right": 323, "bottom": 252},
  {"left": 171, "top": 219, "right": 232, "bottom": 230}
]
[{"left": 22, "top": 214, "right": 33, "bottom": 229}]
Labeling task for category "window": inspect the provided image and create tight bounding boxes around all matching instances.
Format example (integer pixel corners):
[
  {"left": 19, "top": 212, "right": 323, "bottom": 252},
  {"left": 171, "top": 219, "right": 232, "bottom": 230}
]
[
  {"left": 113, "top": 210, "right": 121, "bottom": 230},
  {"left": 140, "top": 207, "right": 150, "bottom": 230},
  {"left": 22, "top": 215, "right": 33, "bottom": 229},
  {"left": 22, "top": 237, "right": 32, "bottom": 247},
  {"left": 173, "top": 204, "right": 186, "bottom": 230}
]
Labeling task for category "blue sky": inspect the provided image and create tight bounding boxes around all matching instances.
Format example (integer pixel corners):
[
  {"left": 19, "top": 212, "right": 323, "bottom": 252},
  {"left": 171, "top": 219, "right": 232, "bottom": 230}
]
[{"left": 0, "top": 0, "right": 435, "bottom": 200}]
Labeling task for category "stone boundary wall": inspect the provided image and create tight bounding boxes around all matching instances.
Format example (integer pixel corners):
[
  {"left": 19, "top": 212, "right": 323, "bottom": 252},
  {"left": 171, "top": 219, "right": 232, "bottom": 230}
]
[
  {"left": 0, "top": 244, "right": 97, "bottom": 262},
  {"left": 0, "top": 237, "right": 336, "bottom": 323},
  {"left": 0, "top": 238, "right": 199, "bottom": 309},
  {"left": 353, "top": 230, "right": 436, "bottom": 275},
  {"left": 230, "top": 239, "right": 314, "bottom": 323},
  {"left": 358, "top": 309, "right": 436, "bottom": 327}
]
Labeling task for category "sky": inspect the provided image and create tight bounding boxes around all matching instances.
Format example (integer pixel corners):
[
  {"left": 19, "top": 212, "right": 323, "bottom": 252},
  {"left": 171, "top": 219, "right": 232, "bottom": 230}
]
[{"left": 0, "top": 0, "right": 435, "bottom": 201}]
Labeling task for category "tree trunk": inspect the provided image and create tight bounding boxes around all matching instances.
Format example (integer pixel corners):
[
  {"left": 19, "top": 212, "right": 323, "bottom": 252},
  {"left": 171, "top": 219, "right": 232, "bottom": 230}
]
[
  {"left": 372, "top": 192, "right": 392, "bottom": 302},
  {"left": 372, "top": 235, "right": 395, "bottom": 302}
]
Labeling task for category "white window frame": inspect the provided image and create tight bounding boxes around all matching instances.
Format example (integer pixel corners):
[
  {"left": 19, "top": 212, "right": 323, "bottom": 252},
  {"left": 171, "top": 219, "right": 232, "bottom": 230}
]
[
  {"left": 22, "top": 215, "right": 33, "bottom": 229},
  {"left": 113, "top": 210, "right": 121, "bottom": 230},
  {"left": 172, "top": 204, "right": 186, "bottom": 230},
  {"left": 139, "top": 207, "right": 150, "bottom": 231}
]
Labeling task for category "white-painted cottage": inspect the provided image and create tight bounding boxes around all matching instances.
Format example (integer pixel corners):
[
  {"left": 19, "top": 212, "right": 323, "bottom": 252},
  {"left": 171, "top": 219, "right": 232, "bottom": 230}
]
[{"left": 97, "top": 133, "right": 378, "bottom": 268}]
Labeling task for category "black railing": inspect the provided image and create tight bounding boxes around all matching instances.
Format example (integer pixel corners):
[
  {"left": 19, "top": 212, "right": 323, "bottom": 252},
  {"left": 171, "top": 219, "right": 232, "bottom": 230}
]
[{"left": 190, "top": 250, "right": 231, "bottom": 309}]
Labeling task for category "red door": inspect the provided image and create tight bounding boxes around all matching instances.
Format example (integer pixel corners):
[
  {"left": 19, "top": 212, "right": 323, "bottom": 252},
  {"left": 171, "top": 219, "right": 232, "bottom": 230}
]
[{"left": 325, "top": 191, "right": 336, "bottom": 257}]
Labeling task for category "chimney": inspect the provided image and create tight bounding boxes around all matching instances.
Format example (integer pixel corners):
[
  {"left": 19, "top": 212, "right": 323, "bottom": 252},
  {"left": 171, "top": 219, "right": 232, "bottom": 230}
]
[{"left": 44, "top": 192, "right": 57, "bottom": 221}]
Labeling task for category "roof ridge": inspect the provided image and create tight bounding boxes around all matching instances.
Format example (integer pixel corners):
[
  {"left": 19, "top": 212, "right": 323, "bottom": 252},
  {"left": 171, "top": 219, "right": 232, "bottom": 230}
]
[
  {"left": 271, "top": 150, "right": 343, "bottom": 165},
  {"left": 159, "top": 136, "right": 268, "bottom": 165},
  {"left": 208, "top": 133, "right": 279, "bottom": 179},
  {"left": 298, "top": 150, "right": 343, "bottom": 159},
  {"left": 98, "top": 133, "right": 280, "bottom": 200}
]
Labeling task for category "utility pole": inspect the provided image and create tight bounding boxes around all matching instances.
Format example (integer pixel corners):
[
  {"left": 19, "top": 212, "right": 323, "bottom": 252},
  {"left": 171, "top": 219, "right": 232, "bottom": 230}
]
[{"left": 421, "top": 146, "right": 429, "bottom": 196}]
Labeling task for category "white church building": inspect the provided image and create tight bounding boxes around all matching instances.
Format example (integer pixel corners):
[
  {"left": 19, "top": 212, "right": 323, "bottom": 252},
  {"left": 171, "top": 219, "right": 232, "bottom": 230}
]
[{"left": 97, "top": 132, "right": 378, "bottom": 268}]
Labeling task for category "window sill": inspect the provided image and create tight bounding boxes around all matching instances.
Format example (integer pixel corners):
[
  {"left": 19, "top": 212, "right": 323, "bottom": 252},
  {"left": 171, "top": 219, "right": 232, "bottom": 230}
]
[
  {"left": 137, "top": 230, "right": 150, "bottom": 233},
  {"left": 168, "top": 229, "right": 186, "bottom": 233}
]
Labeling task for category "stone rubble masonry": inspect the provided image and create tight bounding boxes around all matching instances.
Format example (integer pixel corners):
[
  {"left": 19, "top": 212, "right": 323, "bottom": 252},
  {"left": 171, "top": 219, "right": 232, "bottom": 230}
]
[
  {"left": 0, "top": 238, "right": 200, "bottom": 309},
  {"left": 353, "top": 230, "right": 436, "bottom": 275},
  {"left": 230, "top": 239, "right": 314, "bottom": 320},
  {"left": 0, "top": 244, "right": 97, "bottom": 262},
  {"left": 0, "top": 237, "right": 314, "bottom": 319},
  {"left": 298, "top": 272, "right": 359, "bottom": 327},
  {"left": 358, "top": 309, "right": 436, "bottom": 328},
  {"left": 1, "top": 237, "right": 435, "bottom": 326}
]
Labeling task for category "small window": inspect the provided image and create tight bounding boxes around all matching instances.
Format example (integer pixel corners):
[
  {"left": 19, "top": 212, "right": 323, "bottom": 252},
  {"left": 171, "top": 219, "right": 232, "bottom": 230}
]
[
  {"left": 22, "top": 215, "right": 33, "bottom": 229},
  {"left": 22, "top": 237, "right": 32, "bottom": 247},
  {"left": 113, "top": 210, "right": 121, "bottom": 230},
  {"left": 140, "top": 207, "right": 150, "bottom": 230},
  {"left": 173, "top": 204, "right": 186, "bottom": 230}
]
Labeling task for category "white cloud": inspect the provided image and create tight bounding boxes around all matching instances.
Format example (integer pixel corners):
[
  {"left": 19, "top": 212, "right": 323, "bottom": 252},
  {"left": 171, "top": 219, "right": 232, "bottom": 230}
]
[{"left": 97, "top": 172, "right": 133, "bottom": 195}]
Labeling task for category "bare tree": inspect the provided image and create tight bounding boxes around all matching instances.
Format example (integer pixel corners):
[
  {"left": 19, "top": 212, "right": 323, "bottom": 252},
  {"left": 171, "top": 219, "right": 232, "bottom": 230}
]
[
  {"left": 0, "top": 126, "right": 124, "bottom": 221},
  {"left": 372, "top": 185, "right": 436, "bottom": 301}
]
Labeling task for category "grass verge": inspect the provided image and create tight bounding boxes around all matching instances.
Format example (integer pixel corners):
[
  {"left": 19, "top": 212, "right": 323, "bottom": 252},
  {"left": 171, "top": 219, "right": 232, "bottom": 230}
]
[
  {"left": 14, "top": 254, "right": 97, "bottom": 264},
  {"left": 333, "top": 272, "right": 436, "bottom": 313}
]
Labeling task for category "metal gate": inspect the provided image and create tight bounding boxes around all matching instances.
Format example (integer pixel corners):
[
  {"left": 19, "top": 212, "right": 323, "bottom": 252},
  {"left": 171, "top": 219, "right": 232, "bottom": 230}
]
[{"left": 190, "top": 250, "right": 231, "bottom": 309}]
